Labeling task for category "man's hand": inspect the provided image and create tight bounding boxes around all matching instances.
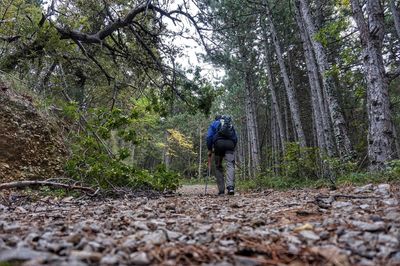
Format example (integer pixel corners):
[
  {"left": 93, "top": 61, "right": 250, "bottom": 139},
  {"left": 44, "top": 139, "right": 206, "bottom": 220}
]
[{"left": 208, "top": 150, "right": 212, "bottom": 157}]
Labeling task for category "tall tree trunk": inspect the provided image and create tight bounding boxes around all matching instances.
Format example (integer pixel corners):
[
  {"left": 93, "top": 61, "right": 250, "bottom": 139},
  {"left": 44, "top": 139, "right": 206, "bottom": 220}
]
[
  {"left": 350, "top": 0, "right": 396, "bottom": 170},
  {"left": 294, "top": 3, "right": 336, "bottom": 157},
  {"left": 297, "top": 0, "right": 354, "bottom": 159},
  {"left": 264, "top": 6, "right": 307, "bottom": 148},
  {"left": 262, "top": 35, "right": 286, "bottom": 152},
  {"left": 283, "top": 91, "right": 290, "bottom": 142},
  {"left": 163, "top": 130, "right": 171, "bottom": 169},
  {"left": 390, "top": 0, "right": 400, "bottom": 39},
  {"left": 245, "top": 73, "right": 261, "bottom": 175},
  {"left": 246, "top": 123, "right": 253, "bottom": 178}
]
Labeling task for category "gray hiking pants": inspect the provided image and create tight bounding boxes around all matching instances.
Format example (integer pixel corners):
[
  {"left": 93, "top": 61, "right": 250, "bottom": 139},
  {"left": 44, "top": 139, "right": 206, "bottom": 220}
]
[
  {"left": 215, "top": 151, "right": 235, "bottom": 193},
  {"left": 213, "top": 139, "right": 236, "bottom": 193}
]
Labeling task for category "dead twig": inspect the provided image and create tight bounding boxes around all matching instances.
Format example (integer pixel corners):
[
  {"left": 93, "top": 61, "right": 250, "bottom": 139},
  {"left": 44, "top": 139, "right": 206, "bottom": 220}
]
[{"left": 0, "top": 180, "right": 96, "bottom": 194}]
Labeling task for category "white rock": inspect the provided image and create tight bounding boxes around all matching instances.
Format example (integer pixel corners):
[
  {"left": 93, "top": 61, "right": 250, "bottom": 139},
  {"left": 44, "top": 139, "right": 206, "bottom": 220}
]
[
  {"left": 130, "top": 251, "right": 150, "bottom": 265},
  {"left": 351, "top": 221, "right": 385, "bottom": 232},
  {"left": 0, "top": 247, "right": 49, "bottom": 261},
  {"left": 333, "top": 201, "right": 352, "bottom": 208},
  {"left": 219, "top": 239, "right": 235, "bottom": 246},
  {"left": 142, "top": 230, "right": 167, "bottom": 245},
  {"left": 100, "top": 255, "right": 119, "bottom": 265},
  {"left": 165, "top": 230, "right": 181, "bottom": 240},
  {"left": 376, "top": 184, "right": 390, "bottom": 195},
  {"left": 354, "top": 184, "right": 374, "bottom": 193},
  {"left": 382, "top": 199, "right": 398, "bottom": 206},
  {"left": 378, "top": 234, "right": 399, "bottom": 245},
  {"left": 299, "top": 230, "right": 320, "bottom": 241}
]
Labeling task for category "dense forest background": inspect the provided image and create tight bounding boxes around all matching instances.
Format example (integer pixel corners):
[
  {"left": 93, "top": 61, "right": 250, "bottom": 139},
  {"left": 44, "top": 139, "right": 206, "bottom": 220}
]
[{"left": 1, "top": 0, "right": 399, "bottom": 190}]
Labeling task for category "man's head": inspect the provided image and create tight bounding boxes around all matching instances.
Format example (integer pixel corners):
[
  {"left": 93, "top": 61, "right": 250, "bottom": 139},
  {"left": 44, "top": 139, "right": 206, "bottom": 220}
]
[{"left": 215, "top": 115, "right": 222, "bottom": 120}]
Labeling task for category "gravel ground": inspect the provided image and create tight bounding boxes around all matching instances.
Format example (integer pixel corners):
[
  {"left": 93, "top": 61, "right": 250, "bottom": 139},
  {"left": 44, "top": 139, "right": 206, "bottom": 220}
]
[{"left": 0, "top": 183, "right": 399, "bottom": 265}]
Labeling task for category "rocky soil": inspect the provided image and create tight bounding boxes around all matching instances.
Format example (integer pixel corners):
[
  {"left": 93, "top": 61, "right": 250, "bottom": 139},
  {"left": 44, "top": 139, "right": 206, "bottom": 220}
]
[
  {"left": 0, "top": 86, "right": 67, "bottom": 181},
  {"left": 0, "top": 183, "right": 399, "bottom": 265}
]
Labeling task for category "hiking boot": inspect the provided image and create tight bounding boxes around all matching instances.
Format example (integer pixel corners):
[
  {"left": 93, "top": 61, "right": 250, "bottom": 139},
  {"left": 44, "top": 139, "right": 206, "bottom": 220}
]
[
  {"left": 227, "top": 186, "right": 235, "bottom": 195},
  {"left": 218, "top": 191, "right": 225, "bottom": 196}
]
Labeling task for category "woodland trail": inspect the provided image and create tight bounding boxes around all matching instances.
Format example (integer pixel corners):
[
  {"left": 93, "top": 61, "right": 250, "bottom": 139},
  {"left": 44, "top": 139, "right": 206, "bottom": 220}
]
[{"left": 0, "top": 184, "right": 400, "bottom": 265}]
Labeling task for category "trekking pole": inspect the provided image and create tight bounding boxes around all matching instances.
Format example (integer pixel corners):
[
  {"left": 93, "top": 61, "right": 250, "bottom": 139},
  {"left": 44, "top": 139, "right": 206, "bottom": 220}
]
[{"left": 205, "top": 154, "right": 211, "bottom": 195}]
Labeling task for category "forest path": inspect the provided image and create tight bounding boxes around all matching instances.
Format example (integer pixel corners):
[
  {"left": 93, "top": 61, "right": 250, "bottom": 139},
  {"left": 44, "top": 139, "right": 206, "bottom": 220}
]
[
  {"left": 177, "top": 184, "right": 218, "bottom": 195},
  {"left": 0, "top": 184, "right": 399, "bottom": 265}
]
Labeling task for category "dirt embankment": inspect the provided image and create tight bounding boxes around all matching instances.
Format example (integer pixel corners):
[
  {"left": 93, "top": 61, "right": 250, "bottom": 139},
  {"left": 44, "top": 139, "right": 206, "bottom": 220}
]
[{"left": 0, "top": 85, "right": 67, "bottom": 182}]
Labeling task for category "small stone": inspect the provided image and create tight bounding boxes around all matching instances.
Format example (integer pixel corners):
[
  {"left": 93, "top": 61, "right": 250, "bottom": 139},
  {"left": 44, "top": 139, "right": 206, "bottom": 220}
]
[
  {"left": 299, "top": 230, "right": 320, "bottom": 241},
  {"left": 385, "top": 211, "right": 400, "bottom": 221},
  {"left": 67, "top": 233, "right": 82, "bottom": 245},
  {"left": 354, "top": 184, "right": 373, "bottom": 193},
  {"left": 130, "top": 251, "right": 150, "bottom": 265},
  {"left": 165, "top": 230, "right": 181, "bottom": 240},
  {"left": 87, "top": 241, "right": 102, "bottom": 251},
  {"left": 319, "top": 231, "right": 330, "bottom": 240},
  {"left": 287, "top": 243, "right": 300, "bottom": 255},
  {"left": 382, "top": 199, "right": 398, "bottom": 206},
  {"left": 70, "top": 250, "right": 102, "bottom": 262},
  {"left": 122, "top": 238, "right": 137, "bottom": 250},
  {"left": 133, "top": 221, "right": 149, "bottom": 231},
  {"left": 359, "top": 204, "right": 370, "bottom": 210},
  {"left": 219, "top": 239, "right": 235, "bottom": 246},
  {"left": 376, "top": 184, "right": 390, "bottom": 195},
  {"left": 357, "top": 258, "right": 375, "bottom": 266},
  {"left": 4, "top": 224, "right": 21, "bottom": 232},
  {"left": 333, "top": 201, "right": 352, "bottom": 208},
  {"left": 339, "top": 229, "right": 361, "bottom": 243},
  {"left": 378, "top": 234, "right": 398, "bottom": 245},
  {"left": 389, "top": 252, "right": 400, "bottom": 265},
  {"left": 100, "top": 255, "right": 119, "bottom": 265},
  {"left": 0, "top": 247, "right": 49, "bottom": 261},
  {"left": 142, "top": 230, "right": 167, "bottom": 245},
  {"left": 351, "top": 221, "right": 385, "bottom": 232}
]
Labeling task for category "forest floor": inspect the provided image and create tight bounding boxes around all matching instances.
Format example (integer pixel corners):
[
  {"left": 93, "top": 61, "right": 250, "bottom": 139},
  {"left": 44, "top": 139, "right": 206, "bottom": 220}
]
[{"left": 0, "top": 183, "right": 400, "bottom": 266}]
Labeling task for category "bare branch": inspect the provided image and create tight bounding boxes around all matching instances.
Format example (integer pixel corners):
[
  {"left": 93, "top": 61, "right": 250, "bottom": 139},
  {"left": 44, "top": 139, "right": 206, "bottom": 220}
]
[{"left": 0, "top": 180, "right": 96, "bottom": 194}]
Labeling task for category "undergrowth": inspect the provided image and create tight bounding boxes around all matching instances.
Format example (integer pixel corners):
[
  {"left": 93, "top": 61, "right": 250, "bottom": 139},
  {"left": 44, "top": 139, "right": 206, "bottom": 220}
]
[{"left": 237, "top": 159, "right": 400, "bottom": 191}]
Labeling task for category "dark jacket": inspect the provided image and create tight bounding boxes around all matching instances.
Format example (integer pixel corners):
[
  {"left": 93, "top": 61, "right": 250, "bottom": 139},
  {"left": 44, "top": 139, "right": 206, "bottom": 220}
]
[{"left": 206, "top": 119, "right": 238, "bottom": 151}]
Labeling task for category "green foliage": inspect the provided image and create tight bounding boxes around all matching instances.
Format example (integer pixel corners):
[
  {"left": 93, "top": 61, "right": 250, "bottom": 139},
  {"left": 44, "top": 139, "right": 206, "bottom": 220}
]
[
  {"left": 237, "top": 160, "right": 400, "bottom": 191},
  {"left": 64, "top": 98, "right": 181, "bottom": 191},
  {"left": 314, "top": 18, "right": 349, "bottom": 48},
  {"left": 281, "top": 142, "right": 318, "bottom": 179},
  {"left": 236, "top": 173, "right": 327, "bottom": 191}
]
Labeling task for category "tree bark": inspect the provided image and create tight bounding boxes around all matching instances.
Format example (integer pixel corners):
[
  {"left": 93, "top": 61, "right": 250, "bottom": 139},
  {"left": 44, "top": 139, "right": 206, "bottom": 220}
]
[
  {"left": 164, "top": 130, "right": 171, "bottom": 169},
  {"left": 390, "top": 0, "right": 400, "bottom": 39},
  {"left": 244, "top": 74, "right": 261, "bottom": 175},
  {"left": 264, "top": 5, "right": 307, "bottom": 148},
  {"left": 294, "top": 3, "right": 336, "bottom": 157},
  {"left": 262, "top": 35, "right": 286, "bottom": 152},
  {"left": 297, "top": 0, "right": 354, "bottom": 159},
  {"left": 350, "top": 0, "right": 396, "bottom": 170}
]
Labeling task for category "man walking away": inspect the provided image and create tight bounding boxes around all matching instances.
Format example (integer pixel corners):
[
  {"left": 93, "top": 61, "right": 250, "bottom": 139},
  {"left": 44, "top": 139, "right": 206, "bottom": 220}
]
[{"left": 206, "top": 115, "right": 238, "bottom": 195}]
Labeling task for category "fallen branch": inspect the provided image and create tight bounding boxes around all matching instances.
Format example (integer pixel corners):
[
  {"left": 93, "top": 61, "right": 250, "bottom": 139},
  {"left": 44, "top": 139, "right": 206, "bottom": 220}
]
[{"left": 0, "top": 180, "right": 96, "bottom": 194}]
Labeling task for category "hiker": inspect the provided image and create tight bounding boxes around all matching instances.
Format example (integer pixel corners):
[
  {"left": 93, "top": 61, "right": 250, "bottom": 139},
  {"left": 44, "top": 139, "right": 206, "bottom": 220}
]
[{"left": 206, "top": 115, "right": 238, "bottom": 195}]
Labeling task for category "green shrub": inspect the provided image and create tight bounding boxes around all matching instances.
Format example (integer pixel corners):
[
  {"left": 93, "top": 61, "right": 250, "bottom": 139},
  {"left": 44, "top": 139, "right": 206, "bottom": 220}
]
[{"left": 64, "top": 102, "right": 180, "bottom": 191}]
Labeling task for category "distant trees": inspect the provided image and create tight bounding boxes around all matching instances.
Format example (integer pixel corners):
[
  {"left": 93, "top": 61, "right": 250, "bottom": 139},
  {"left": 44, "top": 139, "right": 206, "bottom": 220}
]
[{"left": 197, "top": 0, "right": 400, "bottom": 175}]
